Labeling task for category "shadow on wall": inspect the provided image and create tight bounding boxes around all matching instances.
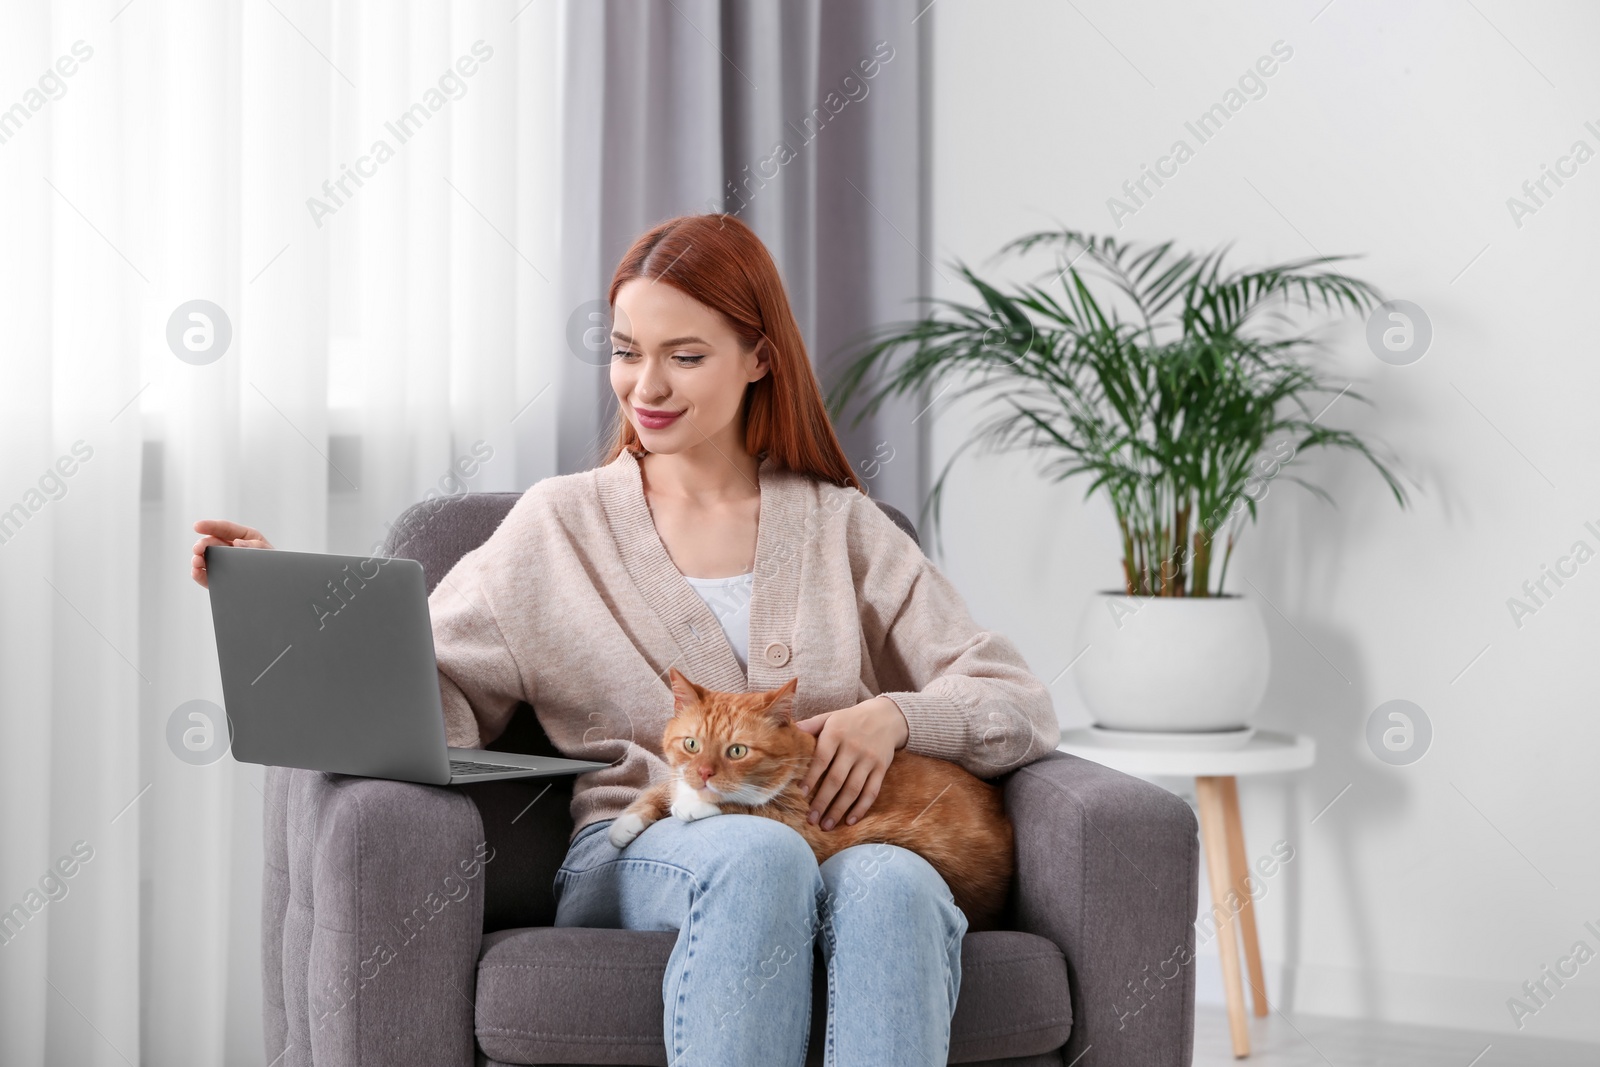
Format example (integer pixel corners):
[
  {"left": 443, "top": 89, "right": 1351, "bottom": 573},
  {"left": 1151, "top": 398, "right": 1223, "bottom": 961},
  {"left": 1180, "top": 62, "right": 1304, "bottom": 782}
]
[{"left": 1249, "top": 455, "right": 1413, "bottom": 1020}]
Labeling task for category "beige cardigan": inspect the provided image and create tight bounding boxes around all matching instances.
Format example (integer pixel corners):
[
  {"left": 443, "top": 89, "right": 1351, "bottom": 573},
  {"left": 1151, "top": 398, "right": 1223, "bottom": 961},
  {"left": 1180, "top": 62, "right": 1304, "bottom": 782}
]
[{"left": 428, "top": 448, "right": 1061, "bottom": 843}]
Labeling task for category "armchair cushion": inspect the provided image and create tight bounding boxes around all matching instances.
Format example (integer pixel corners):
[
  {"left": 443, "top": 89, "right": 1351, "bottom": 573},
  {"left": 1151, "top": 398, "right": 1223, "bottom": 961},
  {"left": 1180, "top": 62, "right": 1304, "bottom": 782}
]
[{"left": 474, "top": 926, "right": 1071, "bottom": 1066}]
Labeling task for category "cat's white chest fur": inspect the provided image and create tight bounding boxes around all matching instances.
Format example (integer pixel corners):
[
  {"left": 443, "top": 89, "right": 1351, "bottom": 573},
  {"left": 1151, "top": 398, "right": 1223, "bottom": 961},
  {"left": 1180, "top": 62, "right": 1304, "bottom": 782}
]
[{"left": 671, "top": 779, "right": 723, "bottom": 822}]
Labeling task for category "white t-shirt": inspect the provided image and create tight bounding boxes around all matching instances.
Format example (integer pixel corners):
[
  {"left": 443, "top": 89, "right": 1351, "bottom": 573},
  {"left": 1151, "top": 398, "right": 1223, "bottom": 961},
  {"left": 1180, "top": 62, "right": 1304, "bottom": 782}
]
[{"left": 680, "top": 571, "right": 754, "bottom": 671}]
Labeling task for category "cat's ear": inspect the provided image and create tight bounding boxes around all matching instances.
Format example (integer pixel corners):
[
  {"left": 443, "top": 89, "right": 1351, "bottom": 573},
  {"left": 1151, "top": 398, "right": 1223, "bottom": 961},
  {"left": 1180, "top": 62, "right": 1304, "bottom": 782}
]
[
  {"left": 667, "top": 667, "right": 702, "bottom": 712},
  {"left": 763, "top": 677, "right": 799, "bottom": 725}
]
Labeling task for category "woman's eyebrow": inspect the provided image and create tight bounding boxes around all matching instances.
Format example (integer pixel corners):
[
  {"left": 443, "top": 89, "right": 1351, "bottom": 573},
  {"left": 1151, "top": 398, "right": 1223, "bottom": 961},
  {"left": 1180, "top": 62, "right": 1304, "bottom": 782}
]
[{"left": 611, "top": 330, "right": 711, "bottom": 347}]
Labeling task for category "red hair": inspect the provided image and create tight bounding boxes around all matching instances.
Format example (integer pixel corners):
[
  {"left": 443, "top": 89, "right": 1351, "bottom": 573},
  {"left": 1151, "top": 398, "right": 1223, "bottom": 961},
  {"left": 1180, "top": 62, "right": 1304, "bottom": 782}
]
[{"left": 600, "top": 213, "right": 863, "bottom": 493}]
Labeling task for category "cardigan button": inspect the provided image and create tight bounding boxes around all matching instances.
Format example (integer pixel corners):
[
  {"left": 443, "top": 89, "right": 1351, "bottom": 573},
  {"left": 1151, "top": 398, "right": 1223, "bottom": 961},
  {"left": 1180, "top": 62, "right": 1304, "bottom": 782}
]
[{"left": 763, "top": 641, "right": 790, "bottom": 667}]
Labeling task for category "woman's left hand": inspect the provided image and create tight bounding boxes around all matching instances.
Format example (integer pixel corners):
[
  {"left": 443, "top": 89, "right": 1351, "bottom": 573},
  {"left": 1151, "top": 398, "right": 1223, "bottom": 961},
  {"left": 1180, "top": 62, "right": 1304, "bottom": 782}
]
[{"left": 794, "top": 696, "right": 909, "bottom": 831}]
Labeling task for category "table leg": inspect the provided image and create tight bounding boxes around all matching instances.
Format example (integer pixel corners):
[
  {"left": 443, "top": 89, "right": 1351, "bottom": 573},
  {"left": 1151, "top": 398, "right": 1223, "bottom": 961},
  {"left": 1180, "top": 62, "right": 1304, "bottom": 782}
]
[
  {"left": 1196, "top": 776, "right": 1250, "bottom": 1058},
  {"left": 1221, "top": 776, "right": 1269, "bottom": 1018}
]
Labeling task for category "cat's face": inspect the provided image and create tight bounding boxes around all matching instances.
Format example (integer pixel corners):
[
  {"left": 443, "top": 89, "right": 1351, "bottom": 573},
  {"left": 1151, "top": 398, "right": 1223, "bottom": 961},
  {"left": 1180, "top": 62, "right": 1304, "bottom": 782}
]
[{"left": 661, "top": 668, "right": 808, "bottom": 805}]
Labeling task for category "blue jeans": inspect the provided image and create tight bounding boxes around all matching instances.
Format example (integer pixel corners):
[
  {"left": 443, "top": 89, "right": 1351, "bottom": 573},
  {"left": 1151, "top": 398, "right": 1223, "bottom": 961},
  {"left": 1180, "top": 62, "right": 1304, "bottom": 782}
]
[{"left": 552, "top": 813, "right": 968, "bottom": 1067}]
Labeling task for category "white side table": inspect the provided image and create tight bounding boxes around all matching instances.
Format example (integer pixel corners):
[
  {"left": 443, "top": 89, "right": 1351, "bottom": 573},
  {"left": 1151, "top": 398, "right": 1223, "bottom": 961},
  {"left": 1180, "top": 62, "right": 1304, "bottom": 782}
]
[{"left": 1057, "top": 728, "right": 1316, "bottom": 1059}]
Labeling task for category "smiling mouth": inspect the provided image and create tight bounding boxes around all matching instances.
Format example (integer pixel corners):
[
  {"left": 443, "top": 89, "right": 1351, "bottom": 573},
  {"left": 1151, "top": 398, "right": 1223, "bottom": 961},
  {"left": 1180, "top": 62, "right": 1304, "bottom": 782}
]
[{"left": 636, "top": 408, "right": 684, "bottom": 427}]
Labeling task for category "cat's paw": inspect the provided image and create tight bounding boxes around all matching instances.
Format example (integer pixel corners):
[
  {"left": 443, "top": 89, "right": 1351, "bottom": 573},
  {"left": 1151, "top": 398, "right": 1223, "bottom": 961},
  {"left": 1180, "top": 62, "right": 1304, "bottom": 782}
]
[
  {"left": 671, "top": 781, "right": 722, "bottom": 822},
  {"left": 609, "top": 812, "right": 648, "bottom": 848},
  {"left": 671, "top": 795, "right": 723, "bottom": 821}
]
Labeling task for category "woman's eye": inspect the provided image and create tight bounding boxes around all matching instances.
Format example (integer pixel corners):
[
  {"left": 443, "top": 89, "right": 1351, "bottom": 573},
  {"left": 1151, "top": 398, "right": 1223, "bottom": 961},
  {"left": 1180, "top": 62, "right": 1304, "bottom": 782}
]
[
  {"left": 726, "top": 744, "right": 747, "bottom": 758},
  {"left": 610, "top": 349, "right": 703, "bottom": 365}
]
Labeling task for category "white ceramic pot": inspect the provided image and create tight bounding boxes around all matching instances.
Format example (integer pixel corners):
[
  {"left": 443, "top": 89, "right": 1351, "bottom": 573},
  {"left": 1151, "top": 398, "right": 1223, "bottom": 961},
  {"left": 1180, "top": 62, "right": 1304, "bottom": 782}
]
[{"left": 1072, "top": 591, "right": 1271, "bottom": 732}]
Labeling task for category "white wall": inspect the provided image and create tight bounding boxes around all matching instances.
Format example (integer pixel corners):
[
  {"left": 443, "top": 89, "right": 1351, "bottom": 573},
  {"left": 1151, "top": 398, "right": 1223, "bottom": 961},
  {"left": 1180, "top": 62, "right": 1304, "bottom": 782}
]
[{"left": 928, "top": 0, "right": 1600, "bottom": 1043}]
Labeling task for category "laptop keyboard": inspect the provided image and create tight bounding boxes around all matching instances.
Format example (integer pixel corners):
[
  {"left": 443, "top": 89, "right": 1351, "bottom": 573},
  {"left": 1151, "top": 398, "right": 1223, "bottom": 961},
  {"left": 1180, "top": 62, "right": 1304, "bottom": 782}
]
[{"left": 449, "top": 759, "right": 522, "bottom": 777}]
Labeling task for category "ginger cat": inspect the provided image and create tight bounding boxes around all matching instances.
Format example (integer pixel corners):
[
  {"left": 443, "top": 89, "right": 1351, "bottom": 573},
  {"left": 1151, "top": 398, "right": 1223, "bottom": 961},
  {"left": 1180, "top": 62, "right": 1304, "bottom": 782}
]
[{"left": 609, "top": 667, "right": 1015, "bottom": 931}]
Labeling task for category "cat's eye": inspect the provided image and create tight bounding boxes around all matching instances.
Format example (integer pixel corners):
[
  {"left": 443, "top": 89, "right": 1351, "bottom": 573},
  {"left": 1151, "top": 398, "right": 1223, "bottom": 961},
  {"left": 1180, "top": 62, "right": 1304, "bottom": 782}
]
[
  {"left": 682, "top": 737, "right": 700, "bottom": 754},
  {"left": 726, "top": 744, "right": 747, "bottom": 759}
]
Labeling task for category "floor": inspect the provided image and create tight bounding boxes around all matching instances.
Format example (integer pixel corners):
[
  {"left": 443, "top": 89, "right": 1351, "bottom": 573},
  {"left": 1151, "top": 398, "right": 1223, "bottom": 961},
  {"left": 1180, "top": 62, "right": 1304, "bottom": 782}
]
[{"left": 1191, "top": 1006, "right": 1600, "bottom": 1066}]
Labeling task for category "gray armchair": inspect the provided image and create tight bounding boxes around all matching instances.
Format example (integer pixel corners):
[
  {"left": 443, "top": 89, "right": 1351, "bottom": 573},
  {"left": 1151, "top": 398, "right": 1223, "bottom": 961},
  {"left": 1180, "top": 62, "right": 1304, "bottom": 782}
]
[{"left": 262, "top": 491, "right": 1199, "bottom": 1067}]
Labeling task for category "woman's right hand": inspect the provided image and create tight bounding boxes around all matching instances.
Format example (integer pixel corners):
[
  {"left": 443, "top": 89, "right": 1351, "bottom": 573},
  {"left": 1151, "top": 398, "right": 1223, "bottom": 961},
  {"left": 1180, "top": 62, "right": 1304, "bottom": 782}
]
[{"left": 191, "top": 519, "right": 274, "bottom": 589}]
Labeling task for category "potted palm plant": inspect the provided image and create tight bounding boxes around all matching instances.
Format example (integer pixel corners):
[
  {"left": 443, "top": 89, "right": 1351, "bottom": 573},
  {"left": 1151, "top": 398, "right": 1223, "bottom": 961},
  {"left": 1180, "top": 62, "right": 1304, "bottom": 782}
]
[{"left": 828, "top": 229, "right": 1412, "bottom": 737}]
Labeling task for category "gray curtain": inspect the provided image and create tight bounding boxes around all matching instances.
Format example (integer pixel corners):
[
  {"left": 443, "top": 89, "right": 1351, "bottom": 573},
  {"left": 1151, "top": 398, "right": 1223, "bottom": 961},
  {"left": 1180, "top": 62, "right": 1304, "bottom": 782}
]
[{"left": 556, "top": 0, "right": 931, "bottom": 523}]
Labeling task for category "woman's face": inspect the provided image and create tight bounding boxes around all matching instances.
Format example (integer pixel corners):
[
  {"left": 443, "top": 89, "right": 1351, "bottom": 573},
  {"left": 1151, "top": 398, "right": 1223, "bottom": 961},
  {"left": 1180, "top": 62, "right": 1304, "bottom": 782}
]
[{"left": 609, "top": 278, "right": 769, "bottom": 458}]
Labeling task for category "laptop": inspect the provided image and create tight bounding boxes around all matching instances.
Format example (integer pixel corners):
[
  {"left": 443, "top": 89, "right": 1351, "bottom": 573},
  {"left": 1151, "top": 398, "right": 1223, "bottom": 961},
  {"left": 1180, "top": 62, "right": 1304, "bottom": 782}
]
[{"left": 203, "top": 544, "right": 610, "bottom": 785}]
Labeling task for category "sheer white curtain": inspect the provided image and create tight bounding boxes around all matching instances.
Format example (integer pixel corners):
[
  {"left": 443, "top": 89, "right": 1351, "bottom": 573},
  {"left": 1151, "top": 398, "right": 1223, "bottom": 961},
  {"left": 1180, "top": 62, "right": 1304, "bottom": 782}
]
[
  {"left": 0, "top": 1, "right": 561, "bottom": 1063},
  {"left": 2, "top": 0, "right": 926, "bottom": 1061}
]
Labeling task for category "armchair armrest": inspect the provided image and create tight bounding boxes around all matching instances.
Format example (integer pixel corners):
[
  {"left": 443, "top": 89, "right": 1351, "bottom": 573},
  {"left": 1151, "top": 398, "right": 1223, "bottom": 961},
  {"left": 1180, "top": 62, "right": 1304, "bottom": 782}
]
[
  {"left": 1005, "top": 751, "right": 1199, "bottom": 1067},
  {"left": 270, "top": 768, "right": 488, "bottom": 1067}
]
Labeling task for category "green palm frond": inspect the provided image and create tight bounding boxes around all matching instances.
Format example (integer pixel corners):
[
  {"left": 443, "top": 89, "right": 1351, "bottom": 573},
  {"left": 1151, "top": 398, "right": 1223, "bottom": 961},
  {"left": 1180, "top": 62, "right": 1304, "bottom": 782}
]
[{"left": 826, "top": 229, "right": 1414, "bottom": 593}]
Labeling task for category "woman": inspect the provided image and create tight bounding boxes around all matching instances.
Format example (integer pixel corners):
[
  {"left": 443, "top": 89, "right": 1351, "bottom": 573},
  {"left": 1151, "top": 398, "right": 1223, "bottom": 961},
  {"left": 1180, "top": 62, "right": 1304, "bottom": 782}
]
[{"left": 190, "top": 213, "right": 1060, "bottom": 1066}]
